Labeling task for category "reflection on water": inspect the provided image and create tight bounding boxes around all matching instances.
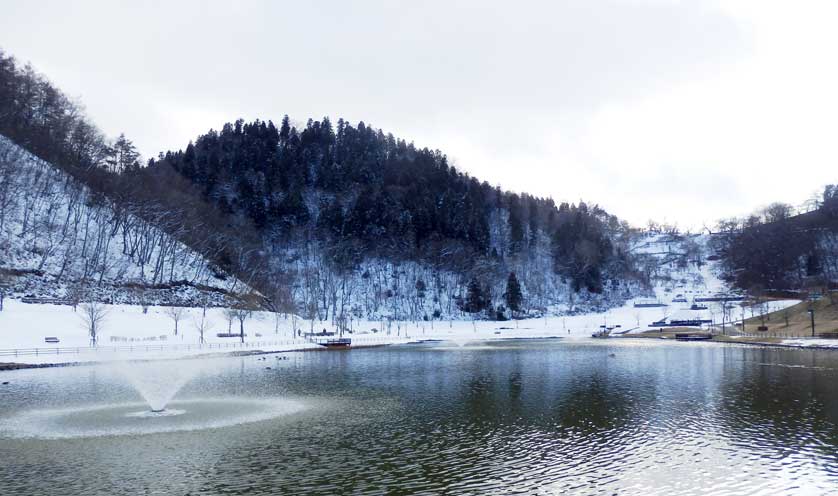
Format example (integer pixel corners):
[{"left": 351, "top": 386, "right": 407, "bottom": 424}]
[{"left": 1, "top": 340, "right": 837, "bottom": 495}]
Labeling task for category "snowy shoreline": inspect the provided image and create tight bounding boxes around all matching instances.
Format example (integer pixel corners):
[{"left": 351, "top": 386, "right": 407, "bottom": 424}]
[
  {"left": 0, "top": 291, "right": 813, "bottom": 370},
  {"left": 618, "top": 333, "right": 838, "bottom": 351},
  {"left": 5, "top": 332, "right": 838, "bottom": 371}
]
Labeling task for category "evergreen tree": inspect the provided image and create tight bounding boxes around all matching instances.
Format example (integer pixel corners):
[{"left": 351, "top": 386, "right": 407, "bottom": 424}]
[
  {"left": 106, "top": 133, "right": 141, "bottom": 173},
  {"left": 505, "top": 272, "right": 523, "bottom": 317},
  {"left": 508, "top": 195, "right": 524, "bottom": 254},
  {"left": 464, "top": 277, "right": 486, "bottom": 314},
  {"left": 279, "top": 114, "right": 290, "bottom": 140}
]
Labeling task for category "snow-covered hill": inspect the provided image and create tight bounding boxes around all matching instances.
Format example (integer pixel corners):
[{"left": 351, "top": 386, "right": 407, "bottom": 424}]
[
  {"left": 276, "top": 243, "right": 647, "bottom": 326},
  {"left": 0, "top": 133, "right": 645, "bottom": 319},
  {"left": 0, "top": 135, "right": 238, "bottom": 306},
  {"left": 630, "top": 232, "right": 726, "bottom": 297},
  {"left": 0, "top": 212, "right": 802, "bottom": 365},
  {"left": 626, "top": 232, "right": 796, "bottom": 328},
  {"left": 0, "top": 133, "right": 769, "bottom": 328}
]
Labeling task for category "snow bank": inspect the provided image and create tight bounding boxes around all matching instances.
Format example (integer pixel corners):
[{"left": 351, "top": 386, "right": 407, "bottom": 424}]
[{"left": 780, "top": 338, "right": 838, "bottom": 349}]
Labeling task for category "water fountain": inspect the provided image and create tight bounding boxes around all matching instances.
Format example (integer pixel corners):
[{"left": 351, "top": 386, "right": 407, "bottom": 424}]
[
  {"left": 109, "top": 359, "right": 206, "bottom": 414},
  {"left": 449, "top": 337, "right": 472, "bottom": 347},
  {"left": 0, "top": 357, "right": 310, "bottom": 439},
  {"left": 433, "top": 336, "right": 504, "bottom": 351},
  {"left": 442, "top": 337, "right": 495, "bottom": 350}
]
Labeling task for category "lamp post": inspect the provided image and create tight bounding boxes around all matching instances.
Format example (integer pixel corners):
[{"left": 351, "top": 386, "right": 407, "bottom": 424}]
[{"left": 808, "top": 309, "right": 815, "bottom": 337}]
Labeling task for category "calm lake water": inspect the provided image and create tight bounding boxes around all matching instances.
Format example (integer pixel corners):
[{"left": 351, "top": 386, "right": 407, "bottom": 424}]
[{"left": 1, "top": 339, "right": 838, "bottom": 495}]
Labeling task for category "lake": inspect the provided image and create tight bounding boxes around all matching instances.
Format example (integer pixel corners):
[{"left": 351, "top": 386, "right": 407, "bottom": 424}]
[{"left": 1, "top": 338, "right": 837, "bottom": 495}]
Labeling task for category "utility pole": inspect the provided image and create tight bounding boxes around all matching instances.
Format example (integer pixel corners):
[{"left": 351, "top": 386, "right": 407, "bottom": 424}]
[{"left": 809, "top": 308, "right": 815, "bottom": 337}]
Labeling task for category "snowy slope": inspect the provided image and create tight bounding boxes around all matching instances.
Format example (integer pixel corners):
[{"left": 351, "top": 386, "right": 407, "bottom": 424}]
[
  {"left": 0, "top": 135, "right": 237, "bottom": 305},
  {"left": 278, "top": 250, "right": 646, "bottom": 326},
  {"left": 626, "top": 232, "right": 797, "bottom": 329},
  {"left": 631, "top": 232, "right": 726, "bottom": 297}
]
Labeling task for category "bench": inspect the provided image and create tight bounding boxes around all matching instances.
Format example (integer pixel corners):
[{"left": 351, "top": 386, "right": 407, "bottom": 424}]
[{"left": 44, "top": 337, "right": 60, "bottom": 344}]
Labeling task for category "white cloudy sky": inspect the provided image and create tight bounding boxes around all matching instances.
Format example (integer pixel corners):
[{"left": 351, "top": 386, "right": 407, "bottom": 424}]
[{"left": 2, "top": 0, "right": 836, "bottom": 228}]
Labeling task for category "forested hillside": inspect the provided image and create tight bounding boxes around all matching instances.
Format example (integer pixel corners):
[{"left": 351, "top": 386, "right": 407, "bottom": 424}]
[
  {"left": 0, "top": 47, "right": 649, "bottom": 321},
  {"left": 713, "top": 191, "right": 838, "bottom": 293},
  {"left": 145, "top": 117, "right": 647, "bottom": 322}
]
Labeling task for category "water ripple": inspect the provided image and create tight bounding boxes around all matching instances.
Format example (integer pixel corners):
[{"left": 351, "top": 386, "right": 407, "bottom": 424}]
[{"left": 1, "top": 340, "right": 837, "bottom": 494}]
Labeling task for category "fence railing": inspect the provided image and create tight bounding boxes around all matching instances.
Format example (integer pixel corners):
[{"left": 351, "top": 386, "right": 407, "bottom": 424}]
[
  {"left": 727, "top": 331, "right": 837, "bottom": 340},
  {"left": 0, "top": 336, "right": 409, "bottom": 358}
]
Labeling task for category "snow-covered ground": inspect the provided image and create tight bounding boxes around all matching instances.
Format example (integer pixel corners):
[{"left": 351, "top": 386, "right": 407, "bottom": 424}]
[
  {"left": 0, "top": 299, "right": 402, "bottom": 365},
  {"left": 626, "top": 232, "right": 796, "bottom": 319},
  {"left": 780, "top": 338, "right": 838, "bottom": 349},
  {"left": 0, "top": 297, "right": 663, "bottom": 365},
  {"left": 0, "top": 229, "right": 808, "bottom": 366},
  {"left": 0, "top": 295, "right": 802, "bottom": 366}
]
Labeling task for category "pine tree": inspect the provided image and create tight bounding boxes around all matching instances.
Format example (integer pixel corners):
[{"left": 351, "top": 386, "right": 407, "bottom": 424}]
[
  {"left": 465, "top": 278, "right": 485, "bottom": 314},
  {"left": 106, "top": 133, "right": 141, "bottom": 173},
  {"left": 508, "top": 195, "right": 524, "bottom": 254},
  {"left": 505, "top": 272, "right": 523, "bottom": 317},
  {"left": 279, "top": 115, "right": 290, "bottom": 140}
]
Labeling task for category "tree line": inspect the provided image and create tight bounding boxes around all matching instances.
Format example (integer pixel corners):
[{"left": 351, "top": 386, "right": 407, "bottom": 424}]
[
  {"left": 714, "top": 188, "right": 838, "bottom": 292},
  {"left": 151, "top": 117, "right": 634, "bottom": 292}
]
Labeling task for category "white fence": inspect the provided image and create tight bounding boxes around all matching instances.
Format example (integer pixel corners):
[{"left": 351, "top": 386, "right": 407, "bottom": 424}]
[{"left": 0, "top": 336, "right": 408, "bottom": 358}]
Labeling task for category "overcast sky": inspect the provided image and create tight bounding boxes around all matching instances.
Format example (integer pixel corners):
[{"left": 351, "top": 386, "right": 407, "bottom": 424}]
[{"left": 2, "top": 0, "right": 836, "bottom": 228}]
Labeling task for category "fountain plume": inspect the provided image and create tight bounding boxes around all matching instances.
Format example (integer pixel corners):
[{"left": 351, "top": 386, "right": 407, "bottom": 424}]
[{"left": 110, "top": 359, "right": 206, "bottom": 412}]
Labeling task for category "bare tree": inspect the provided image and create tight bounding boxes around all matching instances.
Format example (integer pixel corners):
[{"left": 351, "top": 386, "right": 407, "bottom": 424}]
[
  {"left": 0, "top": 270, "right": 11, "bottom": 311},
  {"left": 65, "top": 283, "right": 83, "bottom": 312},
  {"left": 80, "top": 300, "right": 108, "bottom": 346},
  {"left": 281, "top": 289, "right": 299, "bottom": 338},
  {"left": 231, "top": 307, "right": 253, "bottom": 343},
  {"left": 762, "top": 202, "right": 793, "bottom": 223},
  {"left": 290, "top": 312, "right": 299, "bottom": 339},
  {"left": 750, "top": 286, "right": 767, "bottom": 327},
  {"left": 271, "top": 284, "right": 295, "bottom": 335},
  {"left": 135, "top": 285, "right": 150, "bottom": 314},
  {"left": 223, "top": 308, "right": 236, "bottom": 334},
  {"left": 719, "top": 299, "right": 733, "bottom": 335},
  {"left": 164, "top": 306, "right": 186, "bottom": 335},
  {"left": 193, "top": 295, "right": 210, "bottom": 345},
  {"left": 273, "top": 308, "right": 283, "bottom": 335}
]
